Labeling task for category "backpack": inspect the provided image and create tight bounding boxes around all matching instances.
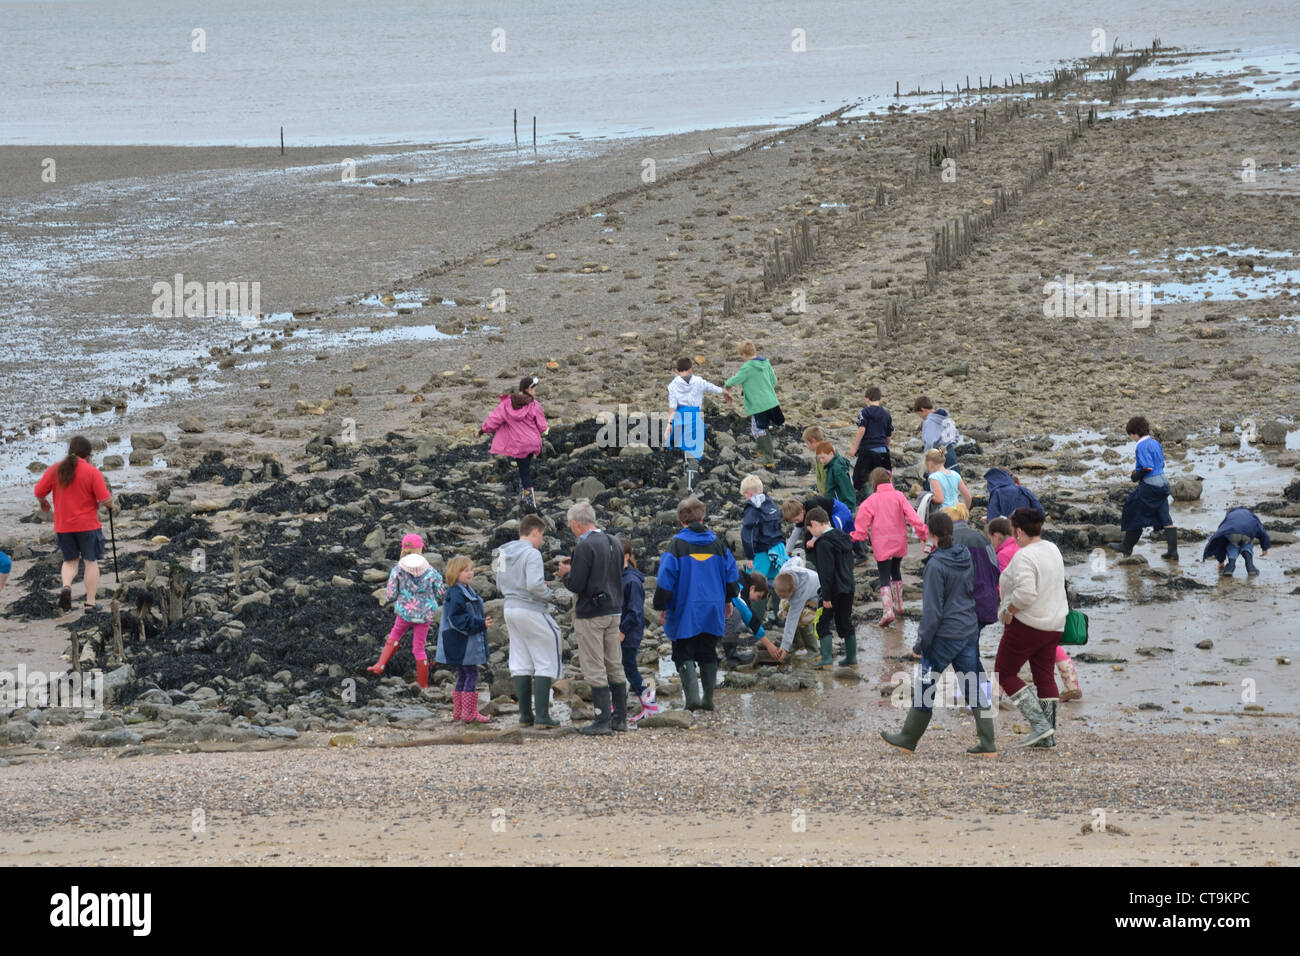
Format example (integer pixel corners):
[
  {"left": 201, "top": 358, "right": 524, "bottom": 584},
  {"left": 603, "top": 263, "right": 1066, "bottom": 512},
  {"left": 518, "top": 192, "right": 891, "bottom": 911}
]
[
  {"left": 969, "top": 546, "right": 1000, "bottom": 626},
  {"left": 938, "top": 414, "right": 960, "bottom": 449}
]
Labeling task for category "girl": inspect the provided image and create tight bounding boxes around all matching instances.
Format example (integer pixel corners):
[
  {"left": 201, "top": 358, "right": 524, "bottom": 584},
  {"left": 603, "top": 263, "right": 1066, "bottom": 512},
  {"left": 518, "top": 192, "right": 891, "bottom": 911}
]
[
  {"left": 368, "top": 533, "right": 445, "bottom": 688},
  {"left": 437, "top": 555, "right": 494, "bottom": 723},
  {"left": 850, "top": 468, "right": 928, "bottom": 627},
  {"left": 989, "top": 516, "right": 1080, "bottom": 701},
  {"left": 482, "top": 375, "right": 549, "bottom": 511},
  {"left": 619, "top": 538, "right": 659, "bottom": 723},
  {"left": 34, "top": 435, "right": 114, "bottom": 614},
  {"left": 924, "top": 449, "right": 972, "bottom": 512},
  {"left": 1110, "top": 415, "right": 1179, "bottom": 561},
  {"left": 723, "top": 340, "right": 784, "bottom": 465}
]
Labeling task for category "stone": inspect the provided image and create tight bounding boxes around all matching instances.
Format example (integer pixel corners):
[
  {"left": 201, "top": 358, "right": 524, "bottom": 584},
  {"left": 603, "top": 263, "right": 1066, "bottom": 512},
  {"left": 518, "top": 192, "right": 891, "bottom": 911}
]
[
  {"left": 130, "top": 431, "right": 167, "bottom": 450},
  {"left": 179, "top": 415, "right": 205, "bottom": 433},
  {"left": 637, "top": 710, "right": 694, "bottom": 729},
  {"left": 233, "top": 591, "right": 271, "bottom": 614},
  {"left": 262, "top": 726, "right": 300, "bottom": 738},
  {"left": 570, "top": 476, "right": 607, "bottom": 500},
  {"left": 1169, "top": 477, "right": 1202, "bottom": 501},
  {"left": 1257, "top": 420, "right": 1288, "bottom": 445},
  {"left": 399, "top": 483, "right": 432, "bottom": 500},
  {"left": 363, "top": 527, "right": 386, "bottom": 551},
  {"left": 1195, "top": 639, "right": 1213, "bottom": 650},
  {"left": 329, "top": 733, "right": 359, "bottom": 747},
  {"left": 101, "top": 663, "right": 134, "bottom": 705},
  {"left": 246, "top": 652, "right": 268, "bottom": 673},
  {"left": 102, "top": 455, "right": 124, "bottom": 470},
  {"left": 832, "top": 667, "right": 863, "bottom": 681},
  {"left": 0, "top": 721, "right": 36, "bottom": 745}
]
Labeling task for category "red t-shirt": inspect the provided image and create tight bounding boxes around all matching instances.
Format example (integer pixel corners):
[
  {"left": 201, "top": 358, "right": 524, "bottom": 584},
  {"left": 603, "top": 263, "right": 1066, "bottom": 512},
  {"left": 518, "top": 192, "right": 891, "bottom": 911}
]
[{"left": 34, "top": 459, "right": 111, "bottom": 534}]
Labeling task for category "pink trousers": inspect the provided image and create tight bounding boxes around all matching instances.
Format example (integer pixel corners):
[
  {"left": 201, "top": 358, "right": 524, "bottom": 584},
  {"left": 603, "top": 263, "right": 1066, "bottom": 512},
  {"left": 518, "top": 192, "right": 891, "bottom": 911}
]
[{"left": 388, "top": 617, "right": 430, "bottom": 661}]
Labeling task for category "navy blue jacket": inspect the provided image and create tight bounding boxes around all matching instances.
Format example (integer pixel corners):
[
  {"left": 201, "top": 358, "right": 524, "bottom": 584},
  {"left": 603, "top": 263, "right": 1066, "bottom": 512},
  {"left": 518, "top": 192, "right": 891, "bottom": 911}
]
[
  {"left": 1202, "top": 508, "right": 1271, "bottom": 562},
  {"left": 619, "top": 566, "right": 646, "bottom": 648},
  {"left": 984, "top": 468, "right": 1044, "bottom": 521},
  {"left": 436, "top": 583, "right": 489, "bottom": 666},
  {"left": 654, "top": 524, "right": 741, "bottom": 640},
  {"left": 741, "top": 493, "right": 783, "bottom": 559}
]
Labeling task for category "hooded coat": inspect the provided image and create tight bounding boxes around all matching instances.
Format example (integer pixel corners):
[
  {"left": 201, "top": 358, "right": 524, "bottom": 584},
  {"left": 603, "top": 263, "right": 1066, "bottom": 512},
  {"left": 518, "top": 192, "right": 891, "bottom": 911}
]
[
  {"left": 914, "top": 544, "right": 979, "bottom": 658},
  {"left": 653, "top": 523, "right": 740, "bottom": 640},
  {"left": 1202, "top": 508, "right": 1271, "bottom": 563},
  {"left": 482, "top": 392, "right": 549, "bottom": 459},
  {"left": 741, "top": 492, "right": 783, "bottom": 559},
  {"left": 495, "top": 539, "right": 552, "bottom": 613},
  {"left": 619, "top": 565, "right": 646, "bottom": 648},
  {"left": 436, "top": 583, "right": 489, "bottom": 666},
  {"left": 385, "top": 554, "right": 446, "bottom": 623},
  {"left": 983, "top": 468, "right": 1044, "bottom": 521},
  {"left": 851, "top": 482, "right": 928, "bottom": 560}
]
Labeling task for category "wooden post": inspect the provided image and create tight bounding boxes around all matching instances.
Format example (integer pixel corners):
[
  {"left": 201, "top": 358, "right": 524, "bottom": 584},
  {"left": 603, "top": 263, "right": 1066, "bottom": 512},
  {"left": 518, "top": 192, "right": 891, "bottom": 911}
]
[
  {"left": 71, "top": 630, "right": 81, "bottom": 676},
  {"left": 533, "top": 116, "right": 537, "bottom": 151},
  {"left": 895, "top": 80, "right": 900, "bottom": 98},
  {"left": 232, "top": 534, "right": 242, "bottom": 589},
  {"left": 111, "top": 599, "right": 124, "bottom": 665},
  {"left": 169, "top": 564, "right": 184, "bottom": 624},
  {"left": 513, "top": 109, "right": 518, "bottom": 148},
  {"left": 280, "top": 127, "right": 284, "bottom": 155}
]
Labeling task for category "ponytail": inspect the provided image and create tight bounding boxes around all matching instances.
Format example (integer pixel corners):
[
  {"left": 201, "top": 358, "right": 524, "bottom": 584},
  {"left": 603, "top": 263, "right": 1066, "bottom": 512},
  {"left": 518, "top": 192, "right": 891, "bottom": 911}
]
[
  {"left": 57, "top": 436, "right": 92, "bottom": 488},
  {"left": 926, "top": 512, "right": 954, "bottom": 550}
]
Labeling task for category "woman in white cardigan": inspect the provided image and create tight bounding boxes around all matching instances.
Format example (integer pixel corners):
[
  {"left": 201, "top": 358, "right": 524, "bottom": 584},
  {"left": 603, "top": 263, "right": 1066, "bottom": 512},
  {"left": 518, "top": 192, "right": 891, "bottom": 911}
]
[{"left": 995, "top": 508, "right": 1068, "bottom": 747}]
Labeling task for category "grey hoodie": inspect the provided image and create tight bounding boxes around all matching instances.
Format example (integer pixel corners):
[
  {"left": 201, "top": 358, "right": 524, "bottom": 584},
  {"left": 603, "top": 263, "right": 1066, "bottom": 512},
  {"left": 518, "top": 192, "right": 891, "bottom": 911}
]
[
  {"left": 915, "top": 544, "right": 979, "bottom": 657},
  {"left": 780, "top": 565, "right": 823, "bottom": 652},
  {"left": 495, "top": 539, "right": 552, "bottom": 612}
]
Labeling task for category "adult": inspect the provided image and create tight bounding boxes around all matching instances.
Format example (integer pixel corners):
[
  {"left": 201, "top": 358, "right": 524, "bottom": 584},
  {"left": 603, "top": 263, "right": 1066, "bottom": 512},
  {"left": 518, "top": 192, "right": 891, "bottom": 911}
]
[
  {"left": 924, "top": 449, "right": 972, "bottom": 511},
  {"left": 1109, "top": 415, "right": 1179, "bottom": 562},
  {"left": 496, "top": 513, "right": 562, "bottom": 728},
  {"left": 34, "top": 435, "right": 114, "bottom": 614},
  {"left": 557, "top": 501, "right": 625, "bottom": 734},
  {"left": 983, "top": 468, "right": 1043, "bottom": 522},
  {"left": 996, "top": 507, "right": 1067, "bottom": 747},
  {"left": 944, "top": 503, "right": 1001, "bottom": 645},
  {"left": 654, "top": 497, "right": 740, "bottom": 711},
  {"left": 724, "top": 340, "right": 784, "bottom": 465},
  {"left": 482, "top": 375, "right": 549, "bottom": 511},
  {"left": 882, "top": 512, "right": 995, "bottom": 755},
  {"left": 913, "top": 395, "right": 960, "bottom": 473}
]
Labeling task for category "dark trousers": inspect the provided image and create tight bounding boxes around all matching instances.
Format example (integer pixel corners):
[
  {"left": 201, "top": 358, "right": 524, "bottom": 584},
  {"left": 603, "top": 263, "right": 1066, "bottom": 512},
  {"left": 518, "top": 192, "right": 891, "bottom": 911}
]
[
  {"left": 516, "top": 454, "right": 534, "bottom": 490},
  {"left": 994, "top": 617, "right": 1061, "bottom": 697},
  {"left": 671, "top": 633, "right": 720, "bottom": 666},
  {"left": 815, "top": 592, "right": 855, "bottom": 640},
  {"left": 876, "top": 557, "right": 902, "bottom": 589},
  {"left": 621, "top": 644, "right": 644, "bottom": 694},
  {"left": 852, "top": 448, "right": 892, "bottom": 495},
  {"left": 454, "top": 666, "right": 479, "bottom": 692}
]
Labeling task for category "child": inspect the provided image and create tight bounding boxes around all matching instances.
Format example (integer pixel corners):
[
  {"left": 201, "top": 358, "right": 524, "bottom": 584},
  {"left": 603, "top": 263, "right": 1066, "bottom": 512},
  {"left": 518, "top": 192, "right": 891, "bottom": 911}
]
[
  {"left": 851, "top": 468, "right": 928, "bottom": 627},
  {"left": 802, "top": 426, "right": 828, "bottom": 494},
  {"left": 724, "top": 341, "right": 784, "bottom": 465},
  {"left": 618, "top": 537, "right": 659, "bottom": 720},
  {"left": 721, "top": 572, "right": 768, "bottom": 666},
  {"left": 482, "top": 375, "right": 549, "bottom": 510},
  {"left": 368, "top": 533, "right": 446, "bottom": 688},
  {"left": 1203, "top": 506, "right": 1271, "bottom": 577},
  {"left": 815, "top": 441, "right": 857, "bottom": 513},
  {"left": 913, "top": 395, "right": 960, "bottom": 473},
  {"left": 436, "top": 555, "right": 494, "bottom": 723},
  {"left": 740, "top": 474, "right": 787, "bottom": 619},
  {"left": 1110, "top": 415, "right": 1179, "bottom": 561},
  {"left": 666, "top": 357, "right": 733, "bottom": 466},
  {"left": 925, "top": 449, "right": 972, "bottom": 512},
  {"left": 849, "top": 386, "right": 893, "bottom": 497},
  {"left": 983, "top": 468, "right": 1044, "bottom": 522},
  {"left": 496, "top": 513, "right": 561, "bottom": 728},
  {"left": 759, "top": 565, "right": 824, "bottom": 662},
  {"left": 781, "top": 495, "right": 853, "bottom": 575},
  {"left": 805, "top": 507, "right": 857, "bottom": 667}
]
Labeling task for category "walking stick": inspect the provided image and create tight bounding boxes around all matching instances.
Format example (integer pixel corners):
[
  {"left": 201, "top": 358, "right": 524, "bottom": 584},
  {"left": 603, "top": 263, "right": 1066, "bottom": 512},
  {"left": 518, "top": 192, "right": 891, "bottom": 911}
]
[{"left": 107, "top": 506, "right": 120, "bottom": 584}]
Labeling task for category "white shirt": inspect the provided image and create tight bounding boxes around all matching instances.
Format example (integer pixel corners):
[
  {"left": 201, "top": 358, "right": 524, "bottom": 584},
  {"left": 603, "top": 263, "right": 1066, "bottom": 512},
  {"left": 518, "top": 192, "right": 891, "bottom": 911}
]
[
  {"left": 998, "top": 539, "right": 1069, "bottom": 632},
  {"left": 667, "top": 373, "right": 724, "bottom": 412}
]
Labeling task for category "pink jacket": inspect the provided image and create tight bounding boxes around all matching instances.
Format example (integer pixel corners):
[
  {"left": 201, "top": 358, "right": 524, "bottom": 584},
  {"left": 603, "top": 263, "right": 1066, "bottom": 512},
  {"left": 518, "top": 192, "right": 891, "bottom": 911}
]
[
  {"left": 995, "top": 536, "right": 1019, "bottom": 573},
  {"left": 483, "top": 394, "right": 549, "bottom": 458},
  {"left": 850, "top": 484, "right": 928, "bottom": 560}
]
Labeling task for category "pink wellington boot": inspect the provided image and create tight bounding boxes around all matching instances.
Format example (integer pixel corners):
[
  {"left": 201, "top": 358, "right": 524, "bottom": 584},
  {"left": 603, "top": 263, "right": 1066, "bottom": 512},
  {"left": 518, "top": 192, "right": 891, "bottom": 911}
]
[
  {"left": 1058, "top": 655, "right": 1083, "bottom": 701},
  {"left": 891, "top": 581, "right": 905, "bottom": 614},
  {"left": 878, "top": 587, "right": 896, "bottom": 627},
  {"left": 367, "top": 640, "right": 398, "bottom": 675},
  {"left": 451, "top": 690, "right": 465, "bottom": 721},
  {"left": 464, "top": 689, "right": 491, "bottom": 723}
]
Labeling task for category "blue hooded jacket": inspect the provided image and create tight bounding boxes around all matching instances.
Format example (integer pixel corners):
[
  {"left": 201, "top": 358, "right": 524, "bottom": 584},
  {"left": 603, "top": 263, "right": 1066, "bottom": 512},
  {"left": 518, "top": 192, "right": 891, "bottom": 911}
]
[
  {"left": 653, "top": 524, "right": 741, "bottom": 641},
  {"left": 741, "top": 493, "right": 783, "bottom": 559},
  {"left": 983, "top": 468, "right": 1044, "bottom": 521},
  {"left": 1202, "top": 508, "right": 1271, "bottom": 562},
  {"left": 913, "top": 545, "right": 979, "bottom": 658},
  {"left": 619, "top": 565, "right": 646, "bottom": 648}
]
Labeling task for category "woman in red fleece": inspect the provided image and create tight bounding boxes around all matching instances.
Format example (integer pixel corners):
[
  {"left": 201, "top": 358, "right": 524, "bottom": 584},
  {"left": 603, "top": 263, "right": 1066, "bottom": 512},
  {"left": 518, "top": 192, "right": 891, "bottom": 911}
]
[{"left": 34, "top": 435, "right": 115, "bottom": 614}]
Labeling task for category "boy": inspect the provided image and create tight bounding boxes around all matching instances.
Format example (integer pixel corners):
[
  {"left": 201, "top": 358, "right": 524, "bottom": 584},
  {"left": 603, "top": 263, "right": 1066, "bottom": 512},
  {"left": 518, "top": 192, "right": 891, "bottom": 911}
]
[
  {"left": 805, "top": 507, "right": 857, "bottom": 667},
  {"left": 757, "top": 565, "right": 823, "bottom": 663},
  {"left": 721, "top": 572, "right": 769, "bottom": 666},
  {"left": 740, "top": 474, "right": 787, "bottom": 622},
  {"left": 802, "top": 426, "right": 828, "bottom": 494},
  {"left": 1203, "top": 506, "right": 1270, "bottom": 576},
  {"left": 849, "top": 386, "right": 893, "bottom": 497},
  {"left": 666, "top": 357, "right": 733, "bottom": 472},
  {"left": 497, "top": 513, "right": 563, "bottom": 728},
  {"left": 1109, "top": 416, "right": 1179, "bottom": 561},
  {"left": 815, "top": 441, "right": 857, "bottom": 513},
  {"left": 913, "top": 395, "right": 959, "bottom": 473},
  {"left": 654, "top": 496, "right": 741, "bottom": 711},
  {"left": 781, "top": 495, "right": 853, "bottom": 574}
]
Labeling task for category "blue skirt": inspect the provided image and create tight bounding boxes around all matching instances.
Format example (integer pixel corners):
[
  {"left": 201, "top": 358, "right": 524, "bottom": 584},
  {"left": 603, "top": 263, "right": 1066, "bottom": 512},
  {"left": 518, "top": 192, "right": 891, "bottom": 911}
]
[
  {"left": 670, "top": 405, "right": 705, "bottom": 459},
  {"left": 1121, "top": 481, "right": 1172, "bottom": 531}
]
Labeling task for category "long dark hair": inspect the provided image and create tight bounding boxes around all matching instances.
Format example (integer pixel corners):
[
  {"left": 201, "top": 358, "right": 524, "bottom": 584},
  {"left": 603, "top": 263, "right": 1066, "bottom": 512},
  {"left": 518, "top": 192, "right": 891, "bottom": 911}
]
[
  {"left": 57, "top": 436, "right": 92, "bottom": 488},
  {"left": 927, "top": 512, "right": 954, "bottom": 549}
]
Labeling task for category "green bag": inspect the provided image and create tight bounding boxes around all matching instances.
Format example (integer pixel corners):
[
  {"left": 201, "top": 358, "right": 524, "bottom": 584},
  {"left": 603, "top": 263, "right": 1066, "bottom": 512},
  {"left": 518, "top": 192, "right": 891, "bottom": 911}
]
[{"left": 1062, "top": 608, "right": 1089, "bottom": 646}]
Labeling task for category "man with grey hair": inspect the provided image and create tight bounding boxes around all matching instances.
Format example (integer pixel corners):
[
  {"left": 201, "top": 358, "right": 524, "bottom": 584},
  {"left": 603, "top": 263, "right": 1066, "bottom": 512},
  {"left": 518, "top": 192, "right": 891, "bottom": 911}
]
[{"left": 556, "top": 500, "right": 626, "bottom": 734}]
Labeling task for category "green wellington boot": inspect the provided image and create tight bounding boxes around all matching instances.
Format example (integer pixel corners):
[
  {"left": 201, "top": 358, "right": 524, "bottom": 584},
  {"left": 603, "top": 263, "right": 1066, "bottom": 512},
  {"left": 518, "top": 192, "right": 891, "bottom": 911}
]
[
  {"left": 881, "top": 707, "right": 932, "bottom": 753},
  {"left": 967, "top": 708, "right": 998, "bottom": 755},
  {"left": 679, "top": 661, "right": 703, "bottom": 711},
  {"left": 1030, "top": 698, "right": 1058, "bottom": 748},
  {"left": 811, "top": 634, "right": 834, "bottom": 669},
  {"left": 756, "top": 434, "right": 775, "bottom": 466},
  {"left": 532, "top": 676, "right": 559, "bottom": 728},
  {"left": 698, "top": 660, "right": 718, "bottom": 711},
  {"left": 838, "top": 633, "right": 858, "bottom": 667},
  {"left": 513, "top": 675, "right": 534, "bottom": 727},
  {"left": 1010, "top": 686, "right": 1055, "bottom": 747}
]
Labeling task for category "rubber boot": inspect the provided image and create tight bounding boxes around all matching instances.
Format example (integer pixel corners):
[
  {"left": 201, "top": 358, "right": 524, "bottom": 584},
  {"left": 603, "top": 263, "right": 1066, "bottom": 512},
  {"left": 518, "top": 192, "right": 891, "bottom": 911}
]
[
  {"left": 463, "top": 688, "right": 491, "bottom": 723},
  {"left": 1221, "top": 558, "right": 1236, "bottom": 576},
  {"left": 522, "top": 488, "right": 537, "bottom": 511},
  {"left": 415, "top": 660, "right": 430, "bottom": 689},
  {"left": 1108, "top": 529, "right": 1141, "bottom": 556},
  {"left": 838, "top": 633, "right": 858, "bottom": 667},
  {"left": 881, "top": 707, "right": 932, "bottom": 753},
  {"left": 967, "top": 708, "right": 997, "bottom": 755},
  {"left": 1010, "top": 685, "right": 1055, "bottom": 747},
  {"left": 451, "top": 690, "right": 465, "bottom": 722},
  {"left": 811, "top": 633, "right": 834, "bottom": 669},
  {"left": 878, "top": 587, "right": 896, "bottom": 627},
  {"left": 532, "top": 677, "right": 559, "bottom": 727},
  {"left": 1030, "top": 698, "right": 1058, "bottom": 748},
  {"left": 579, "top": 685, "right": 613, "bottom": 735},
  {"left": 679, "top": 661, "right": 703, "bottom": 711},
  {"left": 891, "top": 581, "right": 904, "bottom": 614},
  {"left": 1161, "top": 527, "right": 1179, "bottom": 561},
  {"left": 756, "top": 434, "right": 775, "bottom": 467},
  {"left": 608, "top": 681, "right": 629, "bottom": 733},
  {"left": 1244, "top": 550, "right": 1259, "bottom": 575},
  {"left": 698, "top": 661, "right": 717, "bottom": 711},
  {"left": 1057, "top": 656, "right": 1082, "bottom": 701},
  {"left": 513, "top": 675, "right": 534, "bottom": 726},
  {"left": 367, "top": 640, "right": 399, "bottom": 675}
]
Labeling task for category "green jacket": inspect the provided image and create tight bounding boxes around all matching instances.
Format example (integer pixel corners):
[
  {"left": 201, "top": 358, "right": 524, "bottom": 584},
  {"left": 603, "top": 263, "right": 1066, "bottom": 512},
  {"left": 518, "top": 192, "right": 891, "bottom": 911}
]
[
  {"left": 724, "top": 358, "right": 780, "bottom": 416},
  {"left": 813, "top": 458, "right": 827, "bottom": 495},
  {"left": 825, "top": 454, "right": 857, "bottom": 510}
]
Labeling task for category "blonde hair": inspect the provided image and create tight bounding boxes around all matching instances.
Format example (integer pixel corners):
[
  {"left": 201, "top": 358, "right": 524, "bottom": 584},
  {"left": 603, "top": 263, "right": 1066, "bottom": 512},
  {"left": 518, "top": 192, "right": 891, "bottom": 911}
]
[
  {"left": 773, "top": 572, "right": 796, "bottom": 597},
  {"left": 924, "top": 448, "right": 946, "bottom": 467},
  {"left": 942, "top": 502, "right": 970, "bottom": 522},
  {"left": 445, "top": 555, "right": 474, "bottom": 582},
  {"left": 780, "top": 498, "right": 804, "bottom": 521},
  {"left": 738, "top": 340, "right": 757, "bottom": 359},
  {"left": 740, "top": 474, "right": 763, "bottom": 496},
  {"left": 802, "top": 426, "right": 823, "bottom": 444}
]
